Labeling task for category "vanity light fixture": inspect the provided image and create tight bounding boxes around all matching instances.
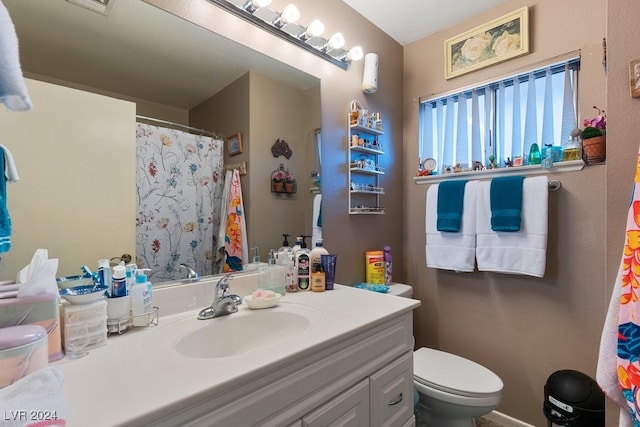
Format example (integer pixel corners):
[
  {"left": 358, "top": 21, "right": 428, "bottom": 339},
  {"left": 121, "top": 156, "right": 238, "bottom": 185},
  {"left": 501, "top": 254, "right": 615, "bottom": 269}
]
[
  {"left": 66, "top": 0, "right": 117, "bottom": 15},
  {"left": 207, "top": 0, "right": 363, "bottom": 70}
]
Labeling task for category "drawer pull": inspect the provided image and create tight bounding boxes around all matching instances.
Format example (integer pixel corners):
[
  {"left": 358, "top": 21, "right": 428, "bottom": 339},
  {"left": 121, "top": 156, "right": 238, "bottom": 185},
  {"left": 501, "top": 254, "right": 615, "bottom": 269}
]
[{"left": 387, "top": 392, "right": 403, "bottom": 406}]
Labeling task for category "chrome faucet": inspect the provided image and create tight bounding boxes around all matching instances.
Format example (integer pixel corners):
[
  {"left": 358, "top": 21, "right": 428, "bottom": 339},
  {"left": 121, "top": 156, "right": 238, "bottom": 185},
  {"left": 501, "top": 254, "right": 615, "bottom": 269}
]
[
  {"left": 198, "top": 274, "right": 242, "bottom": 320},
  {"left": 180, "top": 263, "right": 200, "bottom": 282}
]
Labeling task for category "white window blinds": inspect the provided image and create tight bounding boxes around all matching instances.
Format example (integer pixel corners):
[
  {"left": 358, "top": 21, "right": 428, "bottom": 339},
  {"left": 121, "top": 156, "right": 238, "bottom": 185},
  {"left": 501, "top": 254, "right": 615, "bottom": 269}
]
[{"left": 419, "top": 57, "right": 579, "bottom": 171}]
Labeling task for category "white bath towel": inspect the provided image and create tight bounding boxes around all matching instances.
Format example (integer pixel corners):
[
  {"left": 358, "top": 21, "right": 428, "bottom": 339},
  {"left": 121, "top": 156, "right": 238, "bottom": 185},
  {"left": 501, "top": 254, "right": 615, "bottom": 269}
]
[
  {"left": 311, "top": 194, "right": 322, "bottom": 247},
  {"left": 0, "top": 366, "right": 69, "bottom": 427},
  {"left": 476, "top": 175, "right": 548, "bottom": 277},
  {"left": 0, "top": 1, "right": 32, "bottom": 112},
  {"left": 425, "top": 181, "right": 477, "bottom": 272},
  {"left": 0, "top": 144, "right": 19, "bottom": 182}
]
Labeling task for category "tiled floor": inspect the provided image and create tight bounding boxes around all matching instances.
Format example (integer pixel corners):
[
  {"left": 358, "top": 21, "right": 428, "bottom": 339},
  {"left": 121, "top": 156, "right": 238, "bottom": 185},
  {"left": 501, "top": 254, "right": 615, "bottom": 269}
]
[{"left": 476, "top": 417, "right": 505, "bottom": 427}]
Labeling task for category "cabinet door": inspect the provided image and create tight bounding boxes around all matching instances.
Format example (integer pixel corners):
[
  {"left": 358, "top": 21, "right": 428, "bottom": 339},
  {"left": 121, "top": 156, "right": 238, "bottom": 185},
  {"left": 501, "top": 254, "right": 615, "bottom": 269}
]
[
  {"left": 302, "top": 379, "right": 370, "bottom": 427},
  {"left": 370, "top": 351, "right": 414, "bottom": 427}
]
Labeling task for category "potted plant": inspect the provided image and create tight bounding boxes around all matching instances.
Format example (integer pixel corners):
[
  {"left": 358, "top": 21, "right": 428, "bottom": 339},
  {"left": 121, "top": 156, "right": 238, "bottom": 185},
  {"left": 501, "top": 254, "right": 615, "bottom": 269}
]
[
  {"left": 272, "top": 170, "right": 284, "bottom": 192},
  {"left": 581, "top": 106, "right": 606, "bottom": 165},
  {"left": 284, "top": 171, "right": 295, "bottom": 193}
]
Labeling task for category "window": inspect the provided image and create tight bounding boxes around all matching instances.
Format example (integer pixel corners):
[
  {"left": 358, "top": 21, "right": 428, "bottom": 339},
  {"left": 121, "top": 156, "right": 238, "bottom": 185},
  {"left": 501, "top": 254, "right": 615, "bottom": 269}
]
[{"left": 419, "top": 57, "right": 580, "bottom": 173}]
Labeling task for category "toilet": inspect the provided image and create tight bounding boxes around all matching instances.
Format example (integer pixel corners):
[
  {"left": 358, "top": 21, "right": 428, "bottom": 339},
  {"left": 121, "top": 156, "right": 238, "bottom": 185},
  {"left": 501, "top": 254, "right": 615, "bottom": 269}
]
[{"left": 388, "top": 284, "right": 504, "bottom": 427}]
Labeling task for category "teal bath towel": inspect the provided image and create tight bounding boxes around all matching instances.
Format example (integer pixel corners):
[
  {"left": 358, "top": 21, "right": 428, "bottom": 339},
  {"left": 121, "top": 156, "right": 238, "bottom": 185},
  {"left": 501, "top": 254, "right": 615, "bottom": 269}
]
[
  {"left": 436, "top": 180, "right": 468, "bottom": 232},
  {"left": 490, "top": 176, "right": 525, "bottom": 232}
]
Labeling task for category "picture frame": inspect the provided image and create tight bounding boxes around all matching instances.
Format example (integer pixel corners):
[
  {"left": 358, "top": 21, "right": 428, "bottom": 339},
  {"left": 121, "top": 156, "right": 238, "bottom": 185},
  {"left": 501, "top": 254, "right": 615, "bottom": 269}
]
[
  {"left": 630, "top": 59, "right": 640, "bottom": 98},
  {"left": 226, "top": 132, "right": 243, "bottom": 156},
  {"left": 444, "top": 6, "right": 529, "bottom": 80}
]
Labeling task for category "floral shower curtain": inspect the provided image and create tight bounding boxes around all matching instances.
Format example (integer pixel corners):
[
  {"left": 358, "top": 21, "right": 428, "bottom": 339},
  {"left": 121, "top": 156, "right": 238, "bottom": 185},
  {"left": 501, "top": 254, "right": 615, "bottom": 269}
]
[{"left": 135, "top": 123, "right": 225, "bottom": 282}]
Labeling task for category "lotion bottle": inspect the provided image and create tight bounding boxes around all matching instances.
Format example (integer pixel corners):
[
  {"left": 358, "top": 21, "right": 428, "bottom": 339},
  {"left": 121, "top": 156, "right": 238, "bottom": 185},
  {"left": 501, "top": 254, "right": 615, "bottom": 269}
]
[{"left": 131, "top": 268, "right": 153, "bottom": 327}]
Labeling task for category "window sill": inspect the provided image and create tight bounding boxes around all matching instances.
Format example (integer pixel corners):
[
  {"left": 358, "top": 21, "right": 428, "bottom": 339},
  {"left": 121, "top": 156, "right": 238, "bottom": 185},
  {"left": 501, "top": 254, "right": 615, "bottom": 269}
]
[{"left": 413, "top": 159, "right": 585, "bottom": 185}]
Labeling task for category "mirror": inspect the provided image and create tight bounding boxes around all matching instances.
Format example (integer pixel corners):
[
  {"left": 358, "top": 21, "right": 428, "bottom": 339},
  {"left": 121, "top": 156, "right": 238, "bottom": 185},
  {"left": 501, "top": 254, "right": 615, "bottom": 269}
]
[{"left": 2, "top": 0, "right": 321, "bottom": 283}]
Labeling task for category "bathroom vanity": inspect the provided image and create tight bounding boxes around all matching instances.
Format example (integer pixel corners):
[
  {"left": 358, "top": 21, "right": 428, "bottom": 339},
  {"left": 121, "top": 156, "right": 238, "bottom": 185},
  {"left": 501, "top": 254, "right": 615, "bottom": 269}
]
[{"left": 53, "top": 277, "right": 420, "bottom": 426}]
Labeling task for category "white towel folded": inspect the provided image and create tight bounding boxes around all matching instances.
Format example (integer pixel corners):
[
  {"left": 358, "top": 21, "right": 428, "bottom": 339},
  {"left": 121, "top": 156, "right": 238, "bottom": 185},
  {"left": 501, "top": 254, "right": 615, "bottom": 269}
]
[
  {"left": 0, "top": 1, "right": 32, "bottom": 112},
  {"left": 476, "top": 175, "right": 548, "bottom": 277},
  {"left": 0, "top": 366, "right": 69, "bottom": 427},
  {"left": 425, "top": 181, "right": 478, "bottom": 272}
]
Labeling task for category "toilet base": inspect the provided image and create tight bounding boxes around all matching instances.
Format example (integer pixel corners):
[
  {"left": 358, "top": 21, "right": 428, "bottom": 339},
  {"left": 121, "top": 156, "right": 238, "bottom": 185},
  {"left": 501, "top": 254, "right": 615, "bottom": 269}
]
[{"left": 416, "top": 396, "right": 493, "bottom": 427}]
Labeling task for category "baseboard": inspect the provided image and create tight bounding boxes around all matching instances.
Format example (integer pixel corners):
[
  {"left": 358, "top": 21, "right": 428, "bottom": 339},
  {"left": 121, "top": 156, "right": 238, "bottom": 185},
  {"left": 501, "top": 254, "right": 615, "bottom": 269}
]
[{"left": 482, "top": 410, "right": 536, "bottom": 427}]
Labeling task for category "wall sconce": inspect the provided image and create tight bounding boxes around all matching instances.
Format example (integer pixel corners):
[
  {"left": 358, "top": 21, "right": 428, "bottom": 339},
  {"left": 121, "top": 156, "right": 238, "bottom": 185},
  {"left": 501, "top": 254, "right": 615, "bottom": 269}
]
[{"left": 207, "top": 0, "right": 363, "bottom": 69}]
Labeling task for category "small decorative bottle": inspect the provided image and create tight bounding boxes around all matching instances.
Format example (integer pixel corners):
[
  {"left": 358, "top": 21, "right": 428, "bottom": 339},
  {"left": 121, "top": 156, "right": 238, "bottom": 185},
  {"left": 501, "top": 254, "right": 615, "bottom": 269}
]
[{"left": 383, "top": 245, "right": 392, "bottom": 286}]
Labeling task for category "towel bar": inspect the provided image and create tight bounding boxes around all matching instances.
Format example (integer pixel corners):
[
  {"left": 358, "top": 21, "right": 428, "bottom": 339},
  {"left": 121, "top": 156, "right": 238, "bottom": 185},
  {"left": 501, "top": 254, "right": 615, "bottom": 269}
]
[{"left": 548, "top": 179, "right": 561, "bottom": 191}]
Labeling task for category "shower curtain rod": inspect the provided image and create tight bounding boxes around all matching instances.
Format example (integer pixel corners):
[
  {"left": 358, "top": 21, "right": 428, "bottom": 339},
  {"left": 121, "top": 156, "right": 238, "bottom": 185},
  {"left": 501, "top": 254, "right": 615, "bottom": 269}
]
[{"left": 136, "top": 115, "right": 225, "bottom": 140}]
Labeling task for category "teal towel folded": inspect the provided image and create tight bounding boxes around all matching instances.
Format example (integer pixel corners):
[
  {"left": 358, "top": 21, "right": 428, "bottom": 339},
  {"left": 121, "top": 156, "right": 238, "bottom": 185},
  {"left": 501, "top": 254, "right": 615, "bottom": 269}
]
[
  {"left": 436, "top": 180, "right": 468, "bottom": 232},
  {"left": 490, "top": 176, "right": 525, "bottom": 231},
  {"left": 354, "top": 283, "right": 389, "bottom": 293}
]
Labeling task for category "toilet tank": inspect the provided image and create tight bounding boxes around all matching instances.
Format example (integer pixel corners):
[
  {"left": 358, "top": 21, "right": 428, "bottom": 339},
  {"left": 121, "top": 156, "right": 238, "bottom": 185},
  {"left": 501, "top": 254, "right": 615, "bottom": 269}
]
[{"left": 388, "top": 283, "right": 413, "bottom": 298}]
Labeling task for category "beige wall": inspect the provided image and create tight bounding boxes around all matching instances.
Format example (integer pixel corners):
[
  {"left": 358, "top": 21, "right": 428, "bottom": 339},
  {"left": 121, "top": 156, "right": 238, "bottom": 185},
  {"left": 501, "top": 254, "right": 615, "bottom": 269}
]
[
  {"left": 404, "top": 0, "right": 608, "bottom": 425},
  {"left": 0, "top": 79, "right": 136, "bottom": 278},
  {"left": 190, "top": 71, "right": 317, "bottom": 260}
]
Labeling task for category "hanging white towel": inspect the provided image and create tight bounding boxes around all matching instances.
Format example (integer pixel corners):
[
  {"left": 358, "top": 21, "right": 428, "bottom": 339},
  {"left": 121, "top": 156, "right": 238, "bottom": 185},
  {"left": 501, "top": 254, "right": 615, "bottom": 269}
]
[
  {"left": 311, "top": 194, "right": 322, "bottom": 247},
  {"left": 476, "top": 175, "right": 548, "bottom": 277},
  {"left": 0, "top": 1, "right": 32, "bottom": 112},
  {"left": 425, "top": 181, "right": 478, "bottom": 272},
  {"left": 0, "top": 144, "right": 19, "bottom": 182}
]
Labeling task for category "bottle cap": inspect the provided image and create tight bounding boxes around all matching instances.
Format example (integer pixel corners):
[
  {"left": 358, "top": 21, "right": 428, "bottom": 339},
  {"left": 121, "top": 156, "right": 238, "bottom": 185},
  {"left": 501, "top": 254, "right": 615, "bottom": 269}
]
[
  {"left": 112, "top": 265, "right": 126, "bottom": 279},
  {"left": 135, "top": 268, "right": 151, "bottom": 283}
]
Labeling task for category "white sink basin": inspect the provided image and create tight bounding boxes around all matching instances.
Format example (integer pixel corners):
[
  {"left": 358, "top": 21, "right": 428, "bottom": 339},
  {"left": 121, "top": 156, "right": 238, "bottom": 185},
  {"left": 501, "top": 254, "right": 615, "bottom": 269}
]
[{"left": 143, "top": 302, "right": 325, "bottom": 359}]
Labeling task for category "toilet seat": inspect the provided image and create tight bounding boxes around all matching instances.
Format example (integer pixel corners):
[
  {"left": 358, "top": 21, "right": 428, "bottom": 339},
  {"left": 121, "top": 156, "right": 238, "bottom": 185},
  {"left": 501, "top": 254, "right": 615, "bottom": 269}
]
[{"left": 413, "top": 348, "right": 503, "bottom": 399}]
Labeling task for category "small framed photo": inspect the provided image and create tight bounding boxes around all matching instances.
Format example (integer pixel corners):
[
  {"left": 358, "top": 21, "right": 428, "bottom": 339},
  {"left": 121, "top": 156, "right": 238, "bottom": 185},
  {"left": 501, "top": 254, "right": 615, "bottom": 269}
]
[
  {"left": 630, "top": 59, "right": 640, "bottom": 98},
  {"left": 227, "top": 132, "right": 243, "bottom": 156}
]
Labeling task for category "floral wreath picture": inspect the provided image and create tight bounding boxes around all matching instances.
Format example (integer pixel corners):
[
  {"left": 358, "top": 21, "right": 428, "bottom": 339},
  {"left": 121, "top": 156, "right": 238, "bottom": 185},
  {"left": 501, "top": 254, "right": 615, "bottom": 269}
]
[{"left": 444, "top": 6, "right": 529, "bottom": 79}]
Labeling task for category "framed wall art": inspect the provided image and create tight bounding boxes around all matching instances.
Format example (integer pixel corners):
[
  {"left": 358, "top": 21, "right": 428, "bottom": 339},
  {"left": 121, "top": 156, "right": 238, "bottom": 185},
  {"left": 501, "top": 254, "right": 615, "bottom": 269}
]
[
  {"left": 444, "top": 6, "right": 529, "bottom": 79},
  {"left": 226, "top": 132, "right": 243, "bottom": 156}
]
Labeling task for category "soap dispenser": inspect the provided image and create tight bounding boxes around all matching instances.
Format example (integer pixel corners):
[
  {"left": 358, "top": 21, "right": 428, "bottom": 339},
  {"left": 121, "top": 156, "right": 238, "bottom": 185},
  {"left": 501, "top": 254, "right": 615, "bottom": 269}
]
[{"left": 131, "top": 269, "right": 153, "bottom": 327}]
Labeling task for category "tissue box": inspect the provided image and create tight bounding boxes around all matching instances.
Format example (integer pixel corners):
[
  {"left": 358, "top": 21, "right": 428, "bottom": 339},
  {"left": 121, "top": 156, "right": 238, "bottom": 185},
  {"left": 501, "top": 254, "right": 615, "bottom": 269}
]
[
  {"left": 0, "top": 325, "right": 49, "bottom": 388},
  {"left": 0, "top": 292, "right": 63, "bottom": 361}
]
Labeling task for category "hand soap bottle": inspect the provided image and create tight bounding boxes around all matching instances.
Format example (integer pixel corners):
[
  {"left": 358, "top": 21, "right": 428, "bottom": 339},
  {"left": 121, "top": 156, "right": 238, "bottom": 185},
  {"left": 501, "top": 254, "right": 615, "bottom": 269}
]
[{"left": 131, "top": 268, "right": 153, "bottom": 327}]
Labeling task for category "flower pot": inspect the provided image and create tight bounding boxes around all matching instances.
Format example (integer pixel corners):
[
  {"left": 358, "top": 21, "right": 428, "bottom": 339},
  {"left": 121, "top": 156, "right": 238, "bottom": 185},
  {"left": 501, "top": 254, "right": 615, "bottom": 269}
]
[
  {"left": 583, "top": 135, "right": 606, "bottom": 165},
  {"left": 273, "top": 181, "right": 284, "bottom": 192},
  {"left": 285, "top": 182, "right": 294, "bottom": 193}
]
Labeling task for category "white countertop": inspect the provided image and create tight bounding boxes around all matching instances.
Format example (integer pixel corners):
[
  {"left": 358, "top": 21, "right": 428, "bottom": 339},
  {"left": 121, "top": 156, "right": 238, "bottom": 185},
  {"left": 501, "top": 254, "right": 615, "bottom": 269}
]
[{"left": 53, "top": 284, "right": 420, "bottom": 427}]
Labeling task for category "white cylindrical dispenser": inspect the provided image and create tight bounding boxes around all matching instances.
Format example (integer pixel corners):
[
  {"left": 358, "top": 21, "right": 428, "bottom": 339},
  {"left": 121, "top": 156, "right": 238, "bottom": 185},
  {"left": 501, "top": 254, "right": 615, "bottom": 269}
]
[{"left": 362, "top": 53, "right": 378, "bottom": 94}]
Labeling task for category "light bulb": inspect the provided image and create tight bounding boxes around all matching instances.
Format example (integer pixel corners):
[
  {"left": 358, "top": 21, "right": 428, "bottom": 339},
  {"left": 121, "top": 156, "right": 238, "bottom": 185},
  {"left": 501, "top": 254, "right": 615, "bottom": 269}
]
[
  {"left": 346, "top": 46, "right": 364, "bottom": 62},
  {"left": 251, "top": 0, "right": 271, "bottom": 8},
  {"left": 281, "top": 4, "right": 300, "bottom": 24},
  {"left": 327, "top": 32, "right": 345, "bottom": 50},
  {"left": 305, "top": 19, "right": 324, "bottom": 38}
]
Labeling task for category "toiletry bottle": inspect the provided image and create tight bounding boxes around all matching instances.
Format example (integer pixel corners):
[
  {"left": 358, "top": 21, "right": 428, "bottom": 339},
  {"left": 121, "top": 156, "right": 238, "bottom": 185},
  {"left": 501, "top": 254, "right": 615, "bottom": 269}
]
[
  {"left": 97, "top": 258, "right": 112, "bottom": 296},
  {"left": 111, "top": 265, "right": 127, "bottom": 298},
  {"left": 309, "top": 238, "right": 329, "bottom": 272},
  {"left": 292, "top": 236, "right": 303, "bottom": 256},
  {"left": 125, "top": 263, "right": 137, "bottom": 295},
  {"left": 295, "top": 248, "right": 311, "bottom": 291},
  {"left": 131, "top": 269, "right": 153, "bottom": 327},
  {"left": 310, "top": 259, "right": 325, "bottom": 292},
  {"left": 285, "top": 253, "right": 298, "bottom": 293},
  {"left": 383, "top": 245, "right": 392, "bottom": 286}
]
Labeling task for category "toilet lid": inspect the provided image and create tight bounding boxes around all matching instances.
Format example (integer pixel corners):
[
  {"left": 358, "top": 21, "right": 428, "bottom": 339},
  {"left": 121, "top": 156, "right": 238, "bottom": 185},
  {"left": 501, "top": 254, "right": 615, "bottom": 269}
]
[{"left": 413, "top": 348, "right": 503, "bottom": 398}]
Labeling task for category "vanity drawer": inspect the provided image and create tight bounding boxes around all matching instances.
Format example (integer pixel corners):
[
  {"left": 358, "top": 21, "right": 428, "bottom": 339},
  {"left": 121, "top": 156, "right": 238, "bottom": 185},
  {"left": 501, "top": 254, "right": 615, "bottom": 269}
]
[{"left": 370, "top": 351, "right": 414, "bottom": 427}]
